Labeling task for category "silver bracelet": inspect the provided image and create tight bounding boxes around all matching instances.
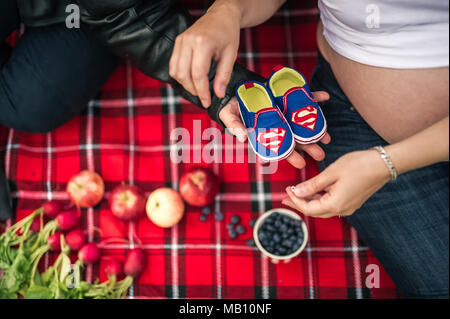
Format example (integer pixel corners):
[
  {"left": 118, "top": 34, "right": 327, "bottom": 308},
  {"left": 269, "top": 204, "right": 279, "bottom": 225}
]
[{"left": 373, "top": 146, "right": 398, "bottom": 182}]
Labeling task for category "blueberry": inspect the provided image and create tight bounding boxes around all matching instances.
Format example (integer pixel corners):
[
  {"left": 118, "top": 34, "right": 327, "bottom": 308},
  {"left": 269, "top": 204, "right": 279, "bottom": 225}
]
[
  {"left": 293, "top": 219, "right": 302, "bottom": 227},
  {"left": 247, "top": 238, "right": 256, "bottom": 247},
  {"left": 249, "top": 219, "right": 256, "bottom": 228},
  {"left": 282, "top": 232, "right": 290, "bottom": 239},
  {"left": 200, "top": 214, "right": 207, "bottom": 222},
  {"left": 287, "top": 227, "right": 294, "bottom": 235},
  {"left": 236, "top": 225, "right": 246, "bottom": 235},
  {"left": 261, "top": 239, "right": 270, "bottom": 248},
  {"left": 278, "top": 247, "right": 287, "bottom": 255},
  {"left": 274, "top": 220, "right": 283, "bottom": 228},
  {"left": 202, "top": 206, "right": 212, "bottom": 215},
  {"left": 287, "top": 247, "right": 296, "bottom": 255},
  {"left": 273, "top": 248, "right": 282, "bottom": 256},
  {"left": 215, "top": 212, "right": 224, "bottom": 221},
  {"left": 267, "top": 240, "right": 276, "bottom": 248},
  {"left": 280, "top": 224, "right": 288, "bottom": 233},
  {"left": 289, "top": 235, "right": 297, "bottom": 242},
  {"left": 273, "top": 234, "right": 281, "bottom": 243},
  {"left": 282, "top": 215, "right": 291, "bottom": 224},
  {"left": 265, "top": 224, "right": 275, "bottom": 232},
  {"left": 229, "top": 229, "right": 237, "bottom": 239},
  {"left": 282, "top": 240, "right": 293, "bottom": 248},
  {"left": 230, "top": 215, "right": 241, "bottom": 225},
  {"left": 226, "top": 224, "right": 235, "bottom": 230}
]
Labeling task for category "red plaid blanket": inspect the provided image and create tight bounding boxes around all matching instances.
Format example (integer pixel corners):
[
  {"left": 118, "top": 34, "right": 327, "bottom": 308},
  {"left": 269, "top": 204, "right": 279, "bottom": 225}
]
[{"left": 0, "top": 0, "right": 398, "bottom": 299}]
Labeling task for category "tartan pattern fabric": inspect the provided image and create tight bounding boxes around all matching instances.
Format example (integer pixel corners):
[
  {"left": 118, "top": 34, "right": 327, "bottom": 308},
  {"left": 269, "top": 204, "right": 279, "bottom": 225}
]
[{"left": 0, "top": 0, "right": 399, "bottom": 298}]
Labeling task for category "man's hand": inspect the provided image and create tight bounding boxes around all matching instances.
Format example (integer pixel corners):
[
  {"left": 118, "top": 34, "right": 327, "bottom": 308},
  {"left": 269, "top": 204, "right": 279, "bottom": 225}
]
[
  {"left": 169, "top": 4, "right": 242, "bottom": 108},
  {"left": 219, "top": 91, "right": 332, "bottom": 169}
]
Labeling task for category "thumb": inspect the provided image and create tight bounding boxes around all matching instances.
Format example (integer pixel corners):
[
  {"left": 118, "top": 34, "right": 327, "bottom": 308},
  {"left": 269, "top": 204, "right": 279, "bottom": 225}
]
[
  {"left": 219, "top": 99, "right": 247, "bottom": 143},
  {"left": 292, "top": 170, "right": 335, "bottom": 198}
]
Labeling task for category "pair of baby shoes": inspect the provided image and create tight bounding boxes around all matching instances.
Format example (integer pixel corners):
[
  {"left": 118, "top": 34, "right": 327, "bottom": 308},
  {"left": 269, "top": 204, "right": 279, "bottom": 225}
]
[{"left": 236, "top": 66, "right": 327, "bottom": 161}]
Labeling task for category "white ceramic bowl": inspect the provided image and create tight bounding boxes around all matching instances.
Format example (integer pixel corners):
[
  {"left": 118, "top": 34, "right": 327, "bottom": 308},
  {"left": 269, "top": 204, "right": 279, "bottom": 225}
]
[{"left": 253, "top": 208, "right": 309, "bottom": 264}]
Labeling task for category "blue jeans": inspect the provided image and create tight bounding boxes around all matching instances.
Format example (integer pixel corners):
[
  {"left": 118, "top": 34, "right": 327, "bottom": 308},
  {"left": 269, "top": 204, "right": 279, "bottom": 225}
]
[{"left": 310, "top": 52, "right": 449, "bottom": 299}]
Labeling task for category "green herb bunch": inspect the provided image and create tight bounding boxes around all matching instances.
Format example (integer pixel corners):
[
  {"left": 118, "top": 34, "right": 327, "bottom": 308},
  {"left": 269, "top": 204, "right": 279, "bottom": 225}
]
[{"left": 0, "top": 208, "right": 133, "bottom": 299}]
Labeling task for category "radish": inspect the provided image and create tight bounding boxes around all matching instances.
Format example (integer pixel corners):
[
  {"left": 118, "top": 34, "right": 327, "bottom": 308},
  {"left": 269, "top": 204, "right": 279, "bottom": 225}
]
[
  {"left": 56, "top": 211, "right": 80, "bottom": 231},
  {"left": 109, "top": 184, "right": 146, "bottom": 221},
  {"left": 124, "top": 248, "right": 146, "bottom": 279},
  {"left": 104, "top": 259, "right": 124, "bottom": 277},
  {"left": 67, "top": 170, "right": 105, "bottom": 208},
  {"left": 30, "top": 216, "right": 44, "bottom": 233},
  {"left": 48, "top": 232, "right": 63, "bottom": 252},
  {"left": 66, "top": 229, "right": 86, "bottom": 251},
  {"left": 42, "top": 201, "right": 62, "bottom": 218},
  {"left": 78, "top": 242, "right": 100, "bottom": 264}
]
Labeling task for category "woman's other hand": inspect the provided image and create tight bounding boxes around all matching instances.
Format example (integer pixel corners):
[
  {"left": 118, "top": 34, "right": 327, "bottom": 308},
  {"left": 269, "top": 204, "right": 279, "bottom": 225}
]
[{"left": 282, "top": 150, "right": 391, "bottom": 218}]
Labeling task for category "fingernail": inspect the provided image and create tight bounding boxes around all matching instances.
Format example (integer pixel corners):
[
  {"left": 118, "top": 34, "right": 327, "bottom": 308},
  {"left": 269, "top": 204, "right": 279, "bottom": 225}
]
[
  {"left": 235, "top": 129, "right": 245, "bottom": 143},
  {"left": 201, "top": 99, "right": 209, "bottom": 108},
  {"left": 294, "top": 185, "right": 307, "bottom": 196}
]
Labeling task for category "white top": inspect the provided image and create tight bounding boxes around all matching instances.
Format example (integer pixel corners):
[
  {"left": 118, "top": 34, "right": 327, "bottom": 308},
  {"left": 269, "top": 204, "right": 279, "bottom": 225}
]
[{"left": 318, "top": 0, "right": 449, "bottom": 69}]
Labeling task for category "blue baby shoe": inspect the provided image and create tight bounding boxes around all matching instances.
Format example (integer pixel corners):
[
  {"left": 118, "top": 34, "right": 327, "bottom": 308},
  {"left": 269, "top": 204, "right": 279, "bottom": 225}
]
[
  {"left": 268, "top": 66, "right": 327, "bottom": 144},
  {"left": 236, "top": 81, "right": 295, "bottom": 161}
]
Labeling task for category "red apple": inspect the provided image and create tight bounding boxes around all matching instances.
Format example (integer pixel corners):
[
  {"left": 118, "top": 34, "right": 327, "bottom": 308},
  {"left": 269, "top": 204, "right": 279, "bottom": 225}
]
[
  {"left": 67, "top": 170, "right": 105, "bottom": 208},
  {"left": 179, "top": 167, "right": 219, "bottom": 207},
  {"left": 109, "top": 184, "right": 146, "bottom": 221},
  {"left": 146, "top": 188, "right": 185, "bottom": 228}
]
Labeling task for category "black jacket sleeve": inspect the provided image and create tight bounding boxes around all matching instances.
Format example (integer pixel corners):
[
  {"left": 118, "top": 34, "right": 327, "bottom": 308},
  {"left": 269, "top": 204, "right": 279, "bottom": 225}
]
[
  {"left": 0, "top": 157, "right": 12, "bottom": 221},
  {"left": 77, "top": 0, "right": 265, "bottom": 126}
]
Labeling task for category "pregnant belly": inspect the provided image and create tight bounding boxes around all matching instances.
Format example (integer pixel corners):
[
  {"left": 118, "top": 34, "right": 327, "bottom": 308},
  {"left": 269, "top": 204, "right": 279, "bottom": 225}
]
[{"left": 317, "top": 24, "right": 449, "bottom": 144}]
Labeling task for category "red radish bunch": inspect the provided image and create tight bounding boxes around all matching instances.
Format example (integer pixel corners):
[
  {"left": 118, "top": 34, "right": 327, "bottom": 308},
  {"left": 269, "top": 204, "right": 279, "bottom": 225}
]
[
  {"left": 67, "top": 170, "right": 105, "bottom": 208},
  {"left": 42, "top": 201, "right": 62, "bottom": 218},
  {"left": 109, "top": 184, "right": 146, "bottom": 222},
  {"left": 56, "top": 211, "right": 80, "bottom": 231},
  {"left": 65, "top": 229, "right": 86, "bottom": 251},
  {"left": 104, "top": 259, "right": 124, "bottom": 277},
  {"left": 78, "top": 242, "right": 101, "bottom": 264},
  {"left": 124, "top": 248, "right": 146, "bottom": 278},
  {"left": 48, "top": 232, "right": 63, "bottom": 252}
]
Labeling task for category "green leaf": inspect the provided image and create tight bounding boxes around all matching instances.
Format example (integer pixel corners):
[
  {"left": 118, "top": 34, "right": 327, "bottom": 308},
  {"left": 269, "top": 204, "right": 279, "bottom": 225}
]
[
  {"left": 25, "top": 285, "right": 53, "bottom": 299},
  {"left": 0, "top": 288, "right": 18, "bottom": 299},
  {"left": 41, "top": 266, "right": 55, "bottom": 286}
]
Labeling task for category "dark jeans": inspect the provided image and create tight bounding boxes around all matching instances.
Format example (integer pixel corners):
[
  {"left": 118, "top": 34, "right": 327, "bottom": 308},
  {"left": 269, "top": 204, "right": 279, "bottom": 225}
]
[
  {"left": 0, "top": 0, "right": 119, "bottom": 220},
  {"left": 310, "top": 52, "right": 449, "bottom": 299},
  {"left": 0, "top": 0, "right": 119, "bottom": 133}
]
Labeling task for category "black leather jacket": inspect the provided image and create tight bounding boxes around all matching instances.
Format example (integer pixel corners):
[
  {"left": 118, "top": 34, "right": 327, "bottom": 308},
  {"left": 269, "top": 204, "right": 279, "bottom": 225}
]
[{"left": 16, "top": 0, "right": 265, "bottom": 126}]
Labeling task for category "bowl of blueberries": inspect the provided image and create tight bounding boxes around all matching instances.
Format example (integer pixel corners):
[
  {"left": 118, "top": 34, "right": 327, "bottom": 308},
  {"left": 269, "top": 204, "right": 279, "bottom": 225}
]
[{"left": 253, "top": 208, "right": 308, "bottom": 263}]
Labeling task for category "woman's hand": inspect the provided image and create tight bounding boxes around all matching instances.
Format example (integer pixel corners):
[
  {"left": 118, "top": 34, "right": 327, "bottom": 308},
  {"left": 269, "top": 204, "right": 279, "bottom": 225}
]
[
  {"left": 169, "top": 4, "right": 242, "bottom": 108},
  {"left": 282, "top": 150, "right": 392, "bottom": 218},
  {"left": 219, "top": 91, "right": 332, "bottom": 169}
]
